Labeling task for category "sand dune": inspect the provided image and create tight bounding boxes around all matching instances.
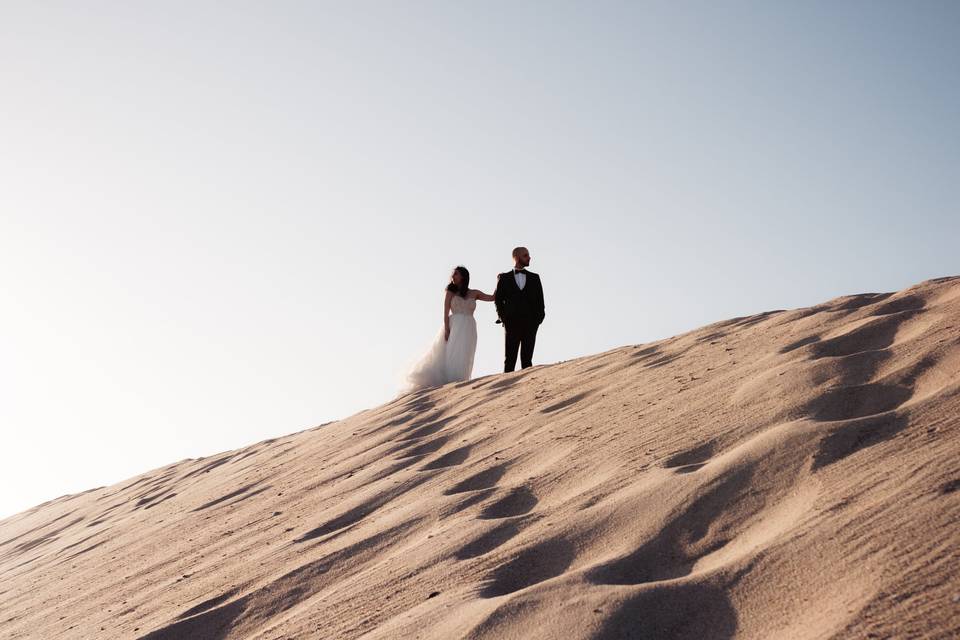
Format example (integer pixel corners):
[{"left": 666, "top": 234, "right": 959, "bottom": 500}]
[{"left": 2, "top": 276, "right": 959, "bottom": 639}]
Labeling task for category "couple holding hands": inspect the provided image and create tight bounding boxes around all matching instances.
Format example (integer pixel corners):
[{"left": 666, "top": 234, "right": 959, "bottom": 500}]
[{"left": 405, "top": 246, "right": 545, "bottom": 390}]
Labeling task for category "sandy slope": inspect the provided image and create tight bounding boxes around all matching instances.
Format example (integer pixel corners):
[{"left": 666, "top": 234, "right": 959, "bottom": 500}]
[{"left": 2, "top": 276, "right": 959, "bottom": 640}]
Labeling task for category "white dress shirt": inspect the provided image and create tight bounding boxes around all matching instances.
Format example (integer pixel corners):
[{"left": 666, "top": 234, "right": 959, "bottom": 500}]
[{"left": 513, "top": 269, "right": 527, "bottom": 290}]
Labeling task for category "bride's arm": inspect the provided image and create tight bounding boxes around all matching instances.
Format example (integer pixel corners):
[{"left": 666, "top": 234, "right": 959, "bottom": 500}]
[
  {"left": 472, "top": 290, "right": 495, "bottom": 302},
  {"left": 444, "top": 290, "right": 454, "bottom": 340}
]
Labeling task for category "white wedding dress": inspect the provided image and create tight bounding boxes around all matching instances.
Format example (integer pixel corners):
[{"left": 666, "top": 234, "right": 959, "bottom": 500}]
[{"left": 405, "top": 294, "right": 478, "bottom": 390}]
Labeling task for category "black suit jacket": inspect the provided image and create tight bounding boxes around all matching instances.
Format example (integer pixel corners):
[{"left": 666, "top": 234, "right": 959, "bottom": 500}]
[{"left": 495, "top": 270, "right": 545, "bottom": 326}]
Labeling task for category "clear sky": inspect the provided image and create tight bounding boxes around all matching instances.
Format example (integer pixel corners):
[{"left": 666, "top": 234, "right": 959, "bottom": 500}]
[{"left": 1, "top": 2, "right": 957, "bottom": 519}]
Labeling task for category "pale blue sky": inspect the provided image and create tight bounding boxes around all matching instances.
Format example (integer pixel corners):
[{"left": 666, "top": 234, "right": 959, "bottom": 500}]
[{"left": 1, "top": 1, "right": 957, "bottom": 518}]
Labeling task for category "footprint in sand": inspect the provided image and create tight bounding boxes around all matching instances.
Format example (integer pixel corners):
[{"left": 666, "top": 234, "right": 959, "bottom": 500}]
[
  {"left": 441, "top": 488, "right": 499, "bottom": 518},
  {"left": 438, "top": 461, "right": 515, "bottom": 519},
  {"left": 294, "top": 476, "right": 432, "bottom": 542},
  {"left": 662, "top": 441, "right": 716, "bottom": 474},
  {"left": 540, "top": 390, "right": 594, "bottom": 414},
  {"left": 812, "top": 412, "right": 910, "bottom": 470},
  {"left": 454, "top": 520, "right": 528, "bottom": 560},
  {"left": 803, "top": 382, "right": 912, "bottom": 422},
  {"left": 397, "top": 413, "right": 455, "bottom": 441},
  {"left": 478, "top": 486, "right": 538, "bottom": 519},
  {"left": 479, "top": 536, "right": 575, "bottom": 597},
  {"left": 595, "top": 582, "right": 737, "bottom": 640},
  {"left": 444, "top": 463, "right": 510, "bottom": 496},
  {"left": 809, "top": 311, "right": 919, "bottom": 360},
  {"left": 419, "top": 444, "right": 472, "bottom": 471},
  {"left": 392, "top": 436, "right": 449, "bottom": 459}
]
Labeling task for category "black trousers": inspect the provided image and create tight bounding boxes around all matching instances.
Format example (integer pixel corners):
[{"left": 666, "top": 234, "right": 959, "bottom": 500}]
[{"left": 504, "top": 320, "right": 539, "bottom": 372}]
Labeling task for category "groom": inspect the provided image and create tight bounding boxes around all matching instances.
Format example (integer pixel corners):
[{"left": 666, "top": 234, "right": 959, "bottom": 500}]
[{"left": 495, "top": 246, "right": 545, "bottom": 372}]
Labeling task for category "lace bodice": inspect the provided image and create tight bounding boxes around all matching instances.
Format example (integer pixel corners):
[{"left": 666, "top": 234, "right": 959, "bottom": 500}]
[{"left": 450, "top": 295, "right": 477, "bottom": 316}]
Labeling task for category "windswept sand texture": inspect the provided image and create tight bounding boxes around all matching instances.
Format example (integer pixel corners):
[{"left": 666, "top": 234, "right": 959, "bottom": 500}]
[{"left": 2, "top": 276, "right": 959, "bottom": 639}]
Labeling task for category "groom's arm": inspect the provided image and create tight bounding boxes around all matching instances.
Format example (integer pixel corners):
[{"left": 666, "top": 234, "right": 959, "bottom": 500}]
[
  {"left": 535, "top": 275, "right": 545, "bottom": 324},
  {"left": 494, "top": 274, "right": 507, "bottom": 323}
]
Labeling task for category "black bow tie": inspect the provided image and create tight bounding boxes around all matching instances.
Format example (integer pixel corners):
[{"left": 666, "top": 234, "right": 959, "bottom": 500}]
[{"left": 514, "top": 269, "right": 527, "bottom": 274}]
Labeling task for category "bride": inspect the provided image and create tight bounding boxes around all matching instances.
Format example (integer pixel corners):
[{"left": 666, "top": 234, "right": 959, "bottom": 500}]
[{"left": 405, "top": 266, "right": 495, "bottom": 390}]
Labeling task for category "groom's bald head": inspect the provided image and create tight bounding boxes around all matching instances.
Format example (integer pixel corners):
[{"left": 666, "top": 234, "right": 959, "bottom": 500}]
[{"left": 512, "top": 246, "right": 531, "bottom": 267}]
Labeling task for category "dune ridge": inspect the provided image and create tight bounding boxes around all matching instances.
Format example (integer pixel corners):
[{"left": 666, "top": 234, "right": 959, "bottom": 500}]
[{"left": 2, "top": 276, "right": 959, "bottom": 639}]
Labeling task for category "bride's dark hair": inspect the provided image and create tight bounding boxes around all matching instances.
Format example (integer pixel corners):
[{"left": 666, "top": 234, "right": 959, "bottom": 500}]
[{"left": 446, "top": 266, "right": 470, "bottom": 298}]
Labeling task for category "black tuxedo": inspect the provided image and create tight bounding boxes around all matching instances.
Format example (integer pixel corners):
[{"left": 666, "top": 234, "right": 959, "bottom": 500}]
[{"left": 494, "top": 269, "right": 545, "bottom": 372}]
